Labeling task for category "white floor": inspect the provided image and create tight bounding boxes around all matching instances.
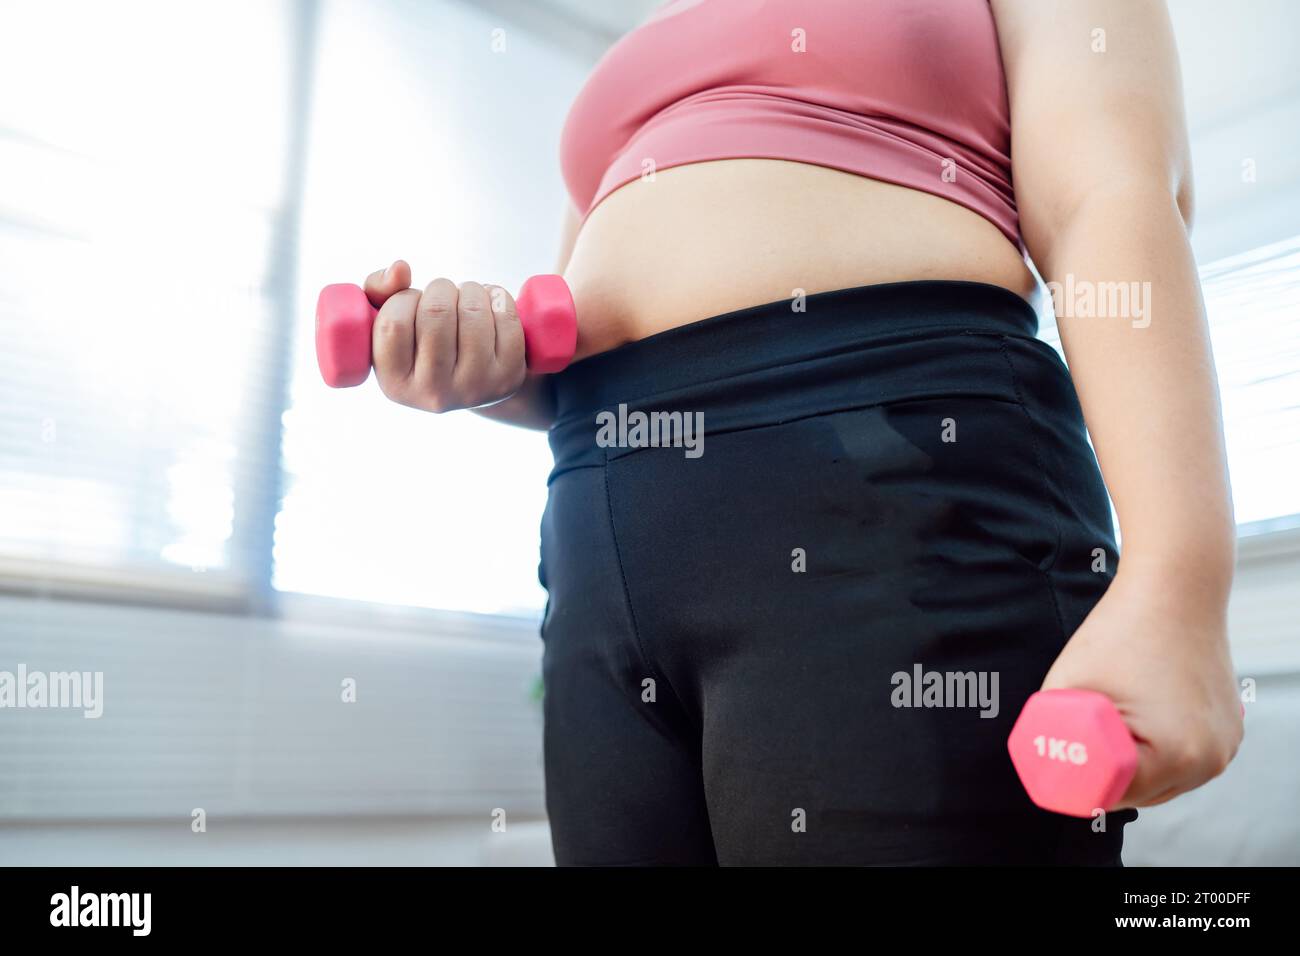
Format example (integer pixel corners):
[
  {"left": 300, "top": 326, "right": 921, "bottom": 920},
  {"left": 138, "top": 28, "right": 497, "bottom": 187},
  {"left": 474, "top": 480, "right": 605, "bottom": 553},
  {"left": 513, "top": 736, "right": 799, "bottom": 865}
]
[{"left": 0, "top": 816, "right": 555, "bottom": 867}]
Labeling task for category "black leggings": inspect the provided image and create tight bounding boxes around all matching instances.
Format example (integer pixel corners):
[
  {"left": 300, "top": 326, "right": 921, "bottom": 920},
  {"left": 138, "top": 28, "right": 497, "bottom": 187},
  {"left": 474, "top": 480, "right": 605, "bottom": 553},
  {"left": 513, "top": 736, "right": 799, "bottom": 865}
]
[{"left": 538, "top": 281, "right": 1137, "bottom": 865}]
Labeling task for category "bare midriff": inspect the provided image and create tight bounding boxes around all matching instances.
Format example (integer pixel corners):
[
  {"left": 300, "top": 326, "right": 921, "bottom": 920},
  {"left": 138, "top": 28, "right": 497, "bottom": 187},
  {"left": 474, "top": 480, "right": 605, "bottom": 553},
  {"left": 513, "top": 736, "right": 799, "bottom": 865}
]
[{"left": 562, "top": 158, "right": 1037, "bottom": 362}]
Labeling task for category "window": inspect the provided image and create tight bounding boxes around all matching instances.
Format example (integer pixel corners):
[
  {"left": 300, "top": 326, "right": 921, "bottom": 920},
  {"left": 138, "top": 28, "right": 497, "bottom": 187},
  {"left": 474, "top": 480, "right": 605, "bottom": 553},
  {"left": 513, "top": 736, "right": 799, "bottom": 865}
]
[
  {"left": 1200, "top": 236, "right": 1300, "bottom": 531},
  {"left": 0, "top": 0, "right": 589, "bottom": 615},
  {"left": 0, "top": 0, "right": 295, "bottom": 595},
  {"left": 1037, "top": 234, "right": 1300, "bottom": 534}
]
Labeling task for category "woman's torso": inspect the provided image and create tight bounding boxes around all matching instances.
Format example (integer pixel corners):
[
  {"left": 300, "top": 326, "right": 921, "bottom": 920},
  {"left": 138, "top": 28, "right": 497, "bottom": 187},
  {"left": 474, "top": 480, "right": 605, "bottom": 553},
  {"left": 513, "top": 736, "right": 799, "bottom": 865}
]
[
  {"left": 564, "top": 161, "right": 1036, "bottom": 360},
  {"left": 557, "top": 0, "right": 1037, "bottom": 362}
]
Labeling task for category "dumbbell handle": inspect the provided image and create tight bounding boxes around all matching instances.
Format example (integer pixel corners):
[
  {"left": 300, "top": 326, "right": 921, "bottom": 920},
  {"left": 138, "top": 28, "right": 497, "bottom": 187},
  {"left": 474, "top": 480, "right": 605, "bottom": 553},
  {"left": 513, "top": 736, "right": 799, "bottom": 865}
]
[{"left": 316, "top": 274, "right": 577, "bottom": 388}]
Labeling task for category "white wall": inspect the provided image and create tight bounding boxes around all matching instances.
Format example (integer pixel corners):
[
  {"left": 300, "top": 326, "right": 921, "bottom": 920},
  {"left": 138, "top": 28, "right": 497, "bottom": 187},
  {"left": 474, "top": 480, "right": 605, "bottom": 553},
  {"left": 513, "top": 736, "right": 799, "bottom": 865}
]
[
  {"left": 0, "top": 595, "right": 546, "bottom": 822},
  {"left": 1170, "top": 0, "right": 1300, "bottom": 262}
]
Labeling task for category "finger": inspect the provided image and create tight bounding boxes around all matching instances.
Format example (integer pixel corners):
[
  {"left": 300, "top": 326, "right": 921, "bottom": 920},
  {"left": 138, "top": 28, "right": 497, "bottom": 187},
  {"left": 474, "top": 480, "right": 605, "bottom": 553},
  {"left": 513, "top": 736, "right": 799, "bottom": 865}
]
[
  {"left": 413, "top": 278, "right": 459, "bottom": 393},
  {"left": 487, "top": 284, "right": 525, "bottom": 382},
  {"left": 371, "top": 288, "right": 421, "bottom": 395},
  {"left": 1118, "top": 743, "right": 1169, "bottom": 808},
  {"left": 364, "top": 259, "right": 412, "bottom": 309},
  {"left": 452, "top": 281, "right": 495, "bottom": 390},
  {"left": 1119, "top": 732, "right": 1201, "bottom": 809}
]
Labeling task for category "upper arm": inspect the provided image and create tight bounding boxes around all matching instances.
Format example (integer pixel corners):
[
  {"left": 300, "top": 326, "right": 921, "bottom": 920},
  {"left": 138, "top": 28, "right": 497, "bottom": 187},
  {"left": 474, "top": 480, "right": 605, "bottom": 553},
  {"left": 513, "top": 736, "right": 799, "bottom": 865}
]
[
  {"left": 990, "top": 0, "right": 1194, "bottom": 259},
  {"left": 554, "top": 201, "right": 583, "bottom": 274}
]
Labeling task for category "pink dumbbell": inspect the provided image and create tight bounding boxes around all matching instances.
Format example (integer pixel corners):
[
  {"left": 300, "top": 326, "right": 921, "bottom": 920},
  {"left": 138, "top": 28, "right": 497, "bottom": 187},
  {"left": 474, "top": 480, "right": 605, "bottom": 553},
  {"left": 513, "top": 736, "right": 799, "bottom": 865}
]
[
  {"left": 1006, "top": 689, "right": 1138, "bottom": 818},
  {"left": 315, "top": 274, "right": 578, "bottom": 388},
  {"left": 1010, "top": 689, "right": 1245, "bottom": 817}
]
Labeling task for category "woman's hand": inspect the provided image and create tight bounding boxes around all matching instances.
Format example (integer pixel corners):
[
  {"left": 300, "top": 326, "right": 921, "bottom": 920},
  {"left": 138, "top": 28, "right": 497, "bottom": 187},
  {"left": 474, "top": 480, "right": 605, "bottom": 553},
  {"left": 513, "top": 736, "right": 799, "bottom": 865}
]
[
  {"left": 1039, "top": 563, "right": 1244, "bottom": 810},
  {"left": 361, "top": 259, "right": 527, "bottom": 413}
]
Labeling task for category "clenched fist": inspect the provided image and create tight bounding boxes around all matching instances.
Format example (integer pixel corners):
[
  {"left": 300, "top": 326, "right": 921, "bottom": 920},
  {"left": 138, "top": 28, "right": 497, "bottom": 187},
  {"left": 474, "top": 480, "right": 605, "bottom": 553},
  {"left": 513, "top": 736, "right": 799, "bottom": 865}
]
[{"left": 361, "top": 260, "right": 527, "bottom": 412}]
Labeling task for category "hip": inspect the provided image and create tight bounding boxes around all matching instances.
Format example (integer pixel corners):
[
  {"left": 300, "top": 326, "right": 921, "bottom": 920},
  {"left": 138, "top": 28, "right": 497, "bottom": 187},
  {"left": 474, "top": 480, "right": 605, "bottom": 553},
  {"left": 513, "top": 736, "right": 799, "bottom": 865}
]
[{"left": 541, "top": 280, "right": 1117, "bottom": 658}]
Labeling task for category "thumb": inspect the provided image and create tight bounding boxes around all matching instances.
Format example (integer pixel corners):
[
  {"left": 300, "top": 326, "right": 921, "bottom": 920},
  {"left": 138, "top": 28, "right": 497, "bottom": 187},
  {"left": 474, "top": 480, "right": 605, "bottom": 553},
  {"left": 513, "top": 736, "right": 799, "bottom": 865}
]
[{"left": 363, "top": 259, "right": 412, "bottom": 308}]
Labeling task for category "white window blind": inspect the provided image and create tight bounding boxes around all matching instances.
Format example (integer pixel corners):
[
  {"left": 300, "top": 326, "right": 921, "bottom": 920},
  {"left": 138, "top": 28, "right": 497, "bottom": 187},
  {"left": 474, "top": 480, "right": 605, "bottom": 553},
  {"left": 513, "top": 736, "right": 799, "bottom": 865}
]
[
  {"left": 1200, "top": 236, "right": 1300, "bottom": 530},
  {"left": 0, "top": 1, "right": 295, "bottom": 595},
  {"left": 1038, "top": 234, "right": 1300, "bottom": 534}
]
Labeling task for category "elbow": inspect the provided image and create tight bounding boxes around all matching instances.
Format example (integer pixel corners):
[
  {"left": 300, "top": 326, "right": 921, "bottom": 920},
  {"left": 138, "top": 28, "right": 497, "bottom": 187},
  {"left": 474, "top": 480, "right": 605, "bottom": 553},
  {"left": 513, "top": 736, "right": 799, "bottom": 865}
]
[
  {"left": 1022, "top": 175, "right": 1194, "bottom": 272},
  {"left": 1175, "top": 173, "right": 1195, "bottom": 233}
]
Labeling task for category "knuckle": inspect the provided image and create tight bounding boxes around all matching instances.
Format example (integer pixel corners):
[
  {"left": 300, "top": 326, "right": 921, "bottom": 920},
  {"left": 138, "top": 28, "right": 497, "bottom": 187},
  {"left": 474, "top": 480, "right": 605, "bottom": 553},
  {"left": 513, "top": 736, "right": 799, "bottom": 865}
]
[
  {"left": 424, "top": 391, "right": 458, "bottom": 414},
  {"left": 1181, "top": 740, "right": 1226, "bottom": 780},
  {"left": 419, "top": 280, "right": 457, "bottom": 317},
  {"left": 458, "top": 291, "right": 490, "bottom": 318},
  {"left": 375, "top": 290, "right": 420, "bottom": 333},
  {"left": 418, "top": 297, "right": 455, "bottom": 322},
  {"left": 1166, "top": 741, "right": 1201, "bottom": 777},
  {"left": 374, "top": 312, "right": 408, "bottom": 337},
  {"left": 485, "top": 284, "right": 515, "bottom": 316}
]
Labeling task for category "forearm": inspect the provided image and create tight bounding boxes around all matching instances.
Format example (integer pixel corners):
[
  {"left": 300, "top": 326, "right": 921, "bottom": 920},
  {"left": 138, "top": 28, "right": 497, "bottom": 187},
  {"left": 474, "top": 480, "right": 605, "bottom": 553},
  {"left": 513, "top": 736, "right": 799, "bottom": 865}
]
[
  {"left": 1040, "top": 187, "right": 1235, "bottom": 602},
  {"left": 470, "top": 371, "right": 556, "bottom": 430}
]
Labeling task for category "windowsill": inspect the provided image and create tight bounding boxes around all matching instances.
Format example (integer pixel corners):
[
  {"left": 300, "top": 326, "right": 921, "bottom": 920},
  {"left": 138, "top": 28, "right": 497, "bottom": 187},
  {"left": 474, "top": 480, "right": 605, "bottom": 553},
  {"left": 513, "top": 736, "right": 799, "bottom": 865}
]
[
  {"left": 271, "top": 591, "right": 541, "bottom": 645},
  {"left": 0, "top": 555, "right": 254, "bottom": 613},
  {"left": 1235, "top": 520, "right": 1300, "bottom": 564},
  {"left": 0, "top": 558, "right": 542, "bottom": 644}
]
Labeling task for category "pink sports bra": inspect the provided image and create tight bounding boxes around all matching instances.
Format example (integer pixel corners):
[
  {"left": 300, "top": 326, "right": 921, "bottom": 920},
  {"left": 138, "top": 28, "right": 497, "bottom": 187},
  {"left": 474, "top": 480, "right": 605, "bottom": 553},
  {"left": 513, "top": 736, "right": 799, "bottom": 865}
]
[{"left": 560, "top": 0, "right": 1020, "bottom": 248}]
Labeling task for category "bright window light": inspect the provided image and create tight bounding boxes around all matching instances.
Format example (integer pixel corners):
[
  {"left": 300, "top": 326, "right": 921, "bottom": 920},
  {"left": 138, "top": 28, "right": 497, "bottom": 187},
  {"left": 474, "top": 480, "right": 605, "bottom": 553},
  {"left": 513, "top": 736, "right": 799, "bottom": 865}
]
[
  {"left": 1200, "top": 236, "right": 1300, "bottom": 529},
  {"left": 271, "top": 0, "right": 589, "bottom": 616},
  {"left": 1038, "top": 234, "right": 1300, "bottom": 534},
  {"left": 0, "top": 0, "right": 291, "bottom": 579}
]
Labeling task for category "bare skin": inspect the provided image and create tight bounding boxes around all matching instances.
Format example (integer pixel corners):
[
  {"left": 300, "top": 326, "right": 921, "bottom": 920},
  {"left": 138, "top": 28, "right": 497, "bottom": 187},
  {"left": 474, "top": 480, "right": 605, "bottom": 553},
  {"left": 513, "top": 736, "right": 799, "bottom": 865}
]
[
  {"left": 362, "top": 163, "right": 1036, "bottom": 428},
  {"left": 560, "top": 159, "right": 1038, "bottom": 358},
  {"left": 359, "top": 0, "right": 1241, "bottom": 811}
]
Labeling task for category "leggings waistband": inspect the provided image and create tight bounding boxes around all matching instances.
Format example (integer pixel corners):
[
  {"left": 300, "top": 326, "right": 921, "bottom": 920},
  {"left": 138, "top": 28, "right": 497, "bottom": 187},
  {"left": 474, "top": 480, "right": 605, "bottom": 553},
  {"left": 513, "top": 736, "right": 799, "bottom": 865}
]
[{"left": 547, "top": 280, "right": 1042, "bottom": 477}]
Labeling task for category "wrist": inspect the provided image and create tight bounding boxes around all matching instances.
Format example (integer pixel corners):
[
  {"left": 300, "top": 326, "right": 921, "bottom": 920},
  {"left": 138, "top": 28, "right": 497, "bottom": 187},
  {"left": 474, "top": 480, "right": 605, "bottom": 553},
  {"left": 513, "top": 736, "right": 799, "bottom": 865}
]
[{"left": 1115, "top": 539, "right": 1235, "bottom": 612}]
